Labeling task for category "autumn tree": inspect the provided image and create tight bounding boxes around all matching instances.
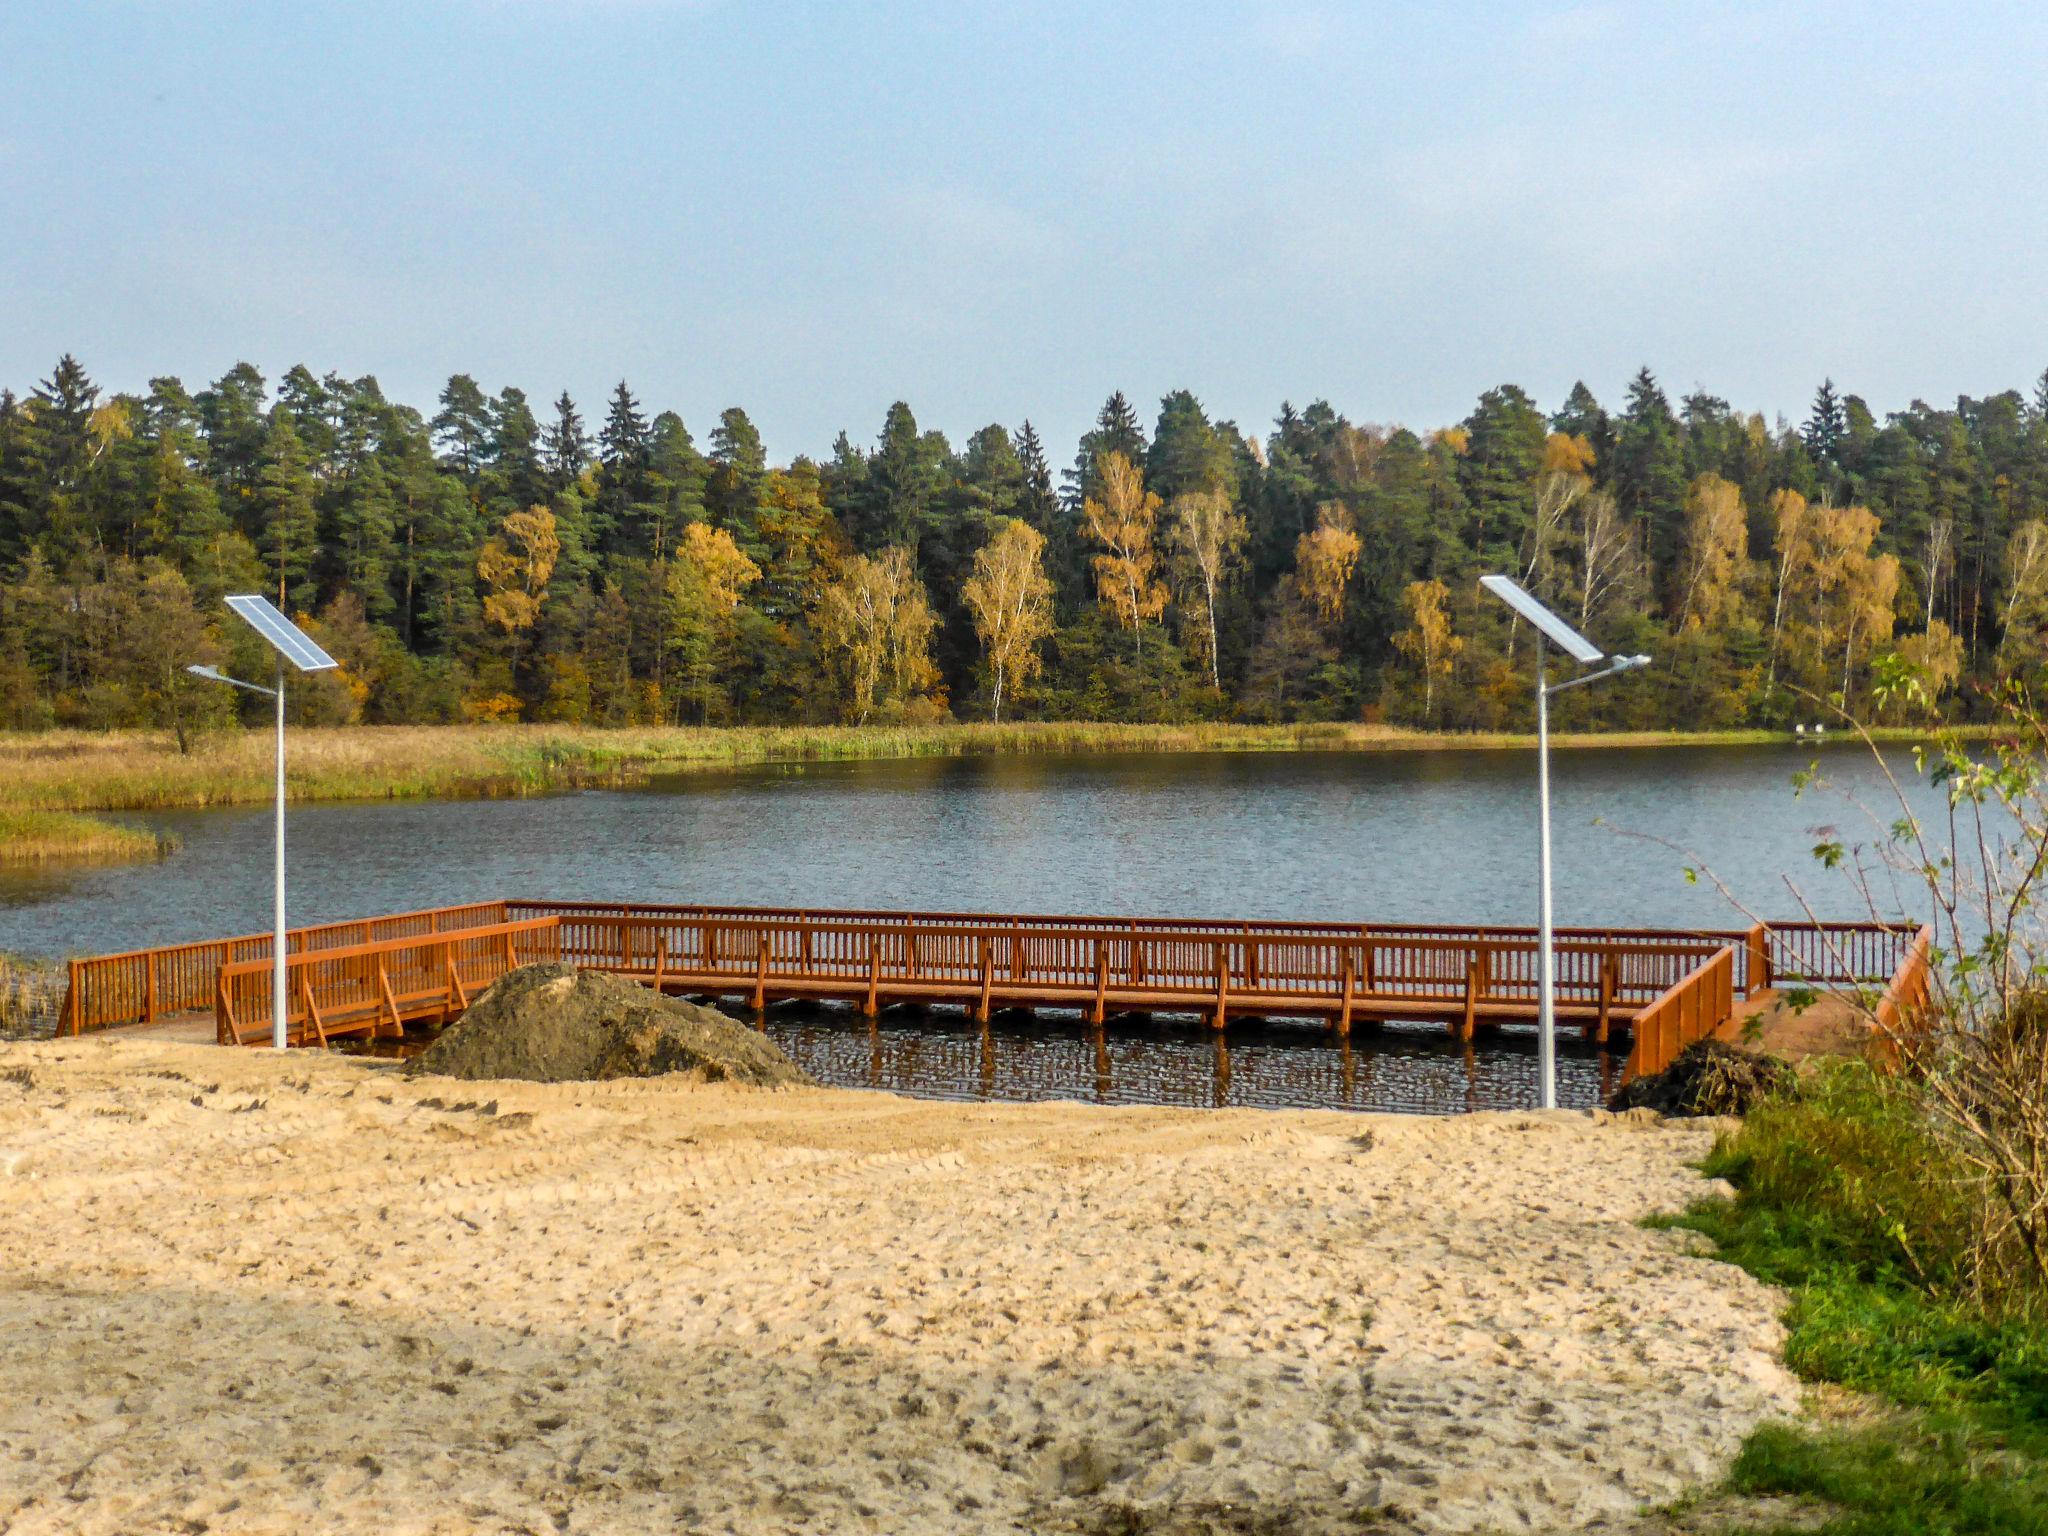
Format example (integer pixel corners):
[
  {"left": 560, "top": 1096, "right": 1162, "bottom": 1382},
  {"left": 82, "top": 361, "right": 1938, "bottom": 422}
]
[
  {"left": 1080, "top": 451, "right": 1168, "bottom": 655},
  {"left": 960, "top": 518, "right": 1053, "bottom": 721},
  {"left": 1764, "top": 489, "right": 1809, "bottom": 691},
  {"left": 1673, "top": 473, "right": 1747, "bottom": 632},
  {"left": 1294, "top": 506, "right": 1361, "bottom": 624},
  {"left": 666, "top": 522, "right": 762, "bottom": 721},
  {"left": 1572, "top": 489, "right": 1640, "bottom": 629},
  {"left": 1392, "top": 578, "right": 1462, "bottom": 722},
  {"left": 1165, "top": 489, "right": 1246, "bottom": 691},
  {"left": 813, "top": 546, "right": 942, "bottom": 723},
  {"left": 2001, "top": 519, "right": 2048, "bottom": 663},
  {"left": 475, "top": 505, "right": 560, "bottom": 714}
]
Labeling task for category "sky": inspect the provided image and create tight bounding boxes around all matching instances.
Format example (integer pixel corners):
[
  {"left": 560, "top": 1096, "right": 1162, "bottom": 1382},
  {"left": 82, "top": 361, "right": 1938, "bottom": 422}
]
[{"left": 4, "top": 1, "right": 2045, "bottom": 462}]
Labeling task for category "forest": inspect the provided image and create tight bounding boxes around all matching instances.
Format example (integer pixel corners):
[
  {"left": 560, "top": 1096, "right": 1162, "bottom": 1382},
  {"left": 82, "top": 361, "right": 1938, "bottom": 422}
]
[{"left": 4, "top": 356, "right": 2047, "bottom": 737}]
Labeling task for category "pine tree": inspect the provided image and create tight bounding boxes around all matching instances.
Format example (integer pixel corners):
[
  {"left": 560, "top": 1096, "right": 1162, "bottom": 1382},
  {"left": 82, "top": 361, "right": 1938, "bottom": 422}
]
[
  {"left": 1064, "top": 391, "right": 1147, "bottom": 508},
  {"left": 432, "top": 375, "right": 494, "bottom": 478},
  {"left": 196, "top": 362, "right": 270, "bottom": 498},
  {"left": 1147, "top": 390, "right": 1235, "bottom": 502},
  {"left": 593, "top": 380, "right": 651, "bottom": 554},
  {"left": 489, "top": 388, "right": 546, "bottom": 509},
  {"left": 330, "top": 454, "right": 397, "bottom": 619},
  {"left": 254, "top": 410, "right": 319, "bottom": 612},
  {"left": 543, "top": 391, "right": 589, "bottom": 487},
  {"left": 1804, "top": 378, "right": 1846, "bottom": 466},
  {"left": 706, "top": 407, "right": 769, "bottom": 553},
  {"left": 1613, "top": 367, "right": 1688, "bottom": 587}
]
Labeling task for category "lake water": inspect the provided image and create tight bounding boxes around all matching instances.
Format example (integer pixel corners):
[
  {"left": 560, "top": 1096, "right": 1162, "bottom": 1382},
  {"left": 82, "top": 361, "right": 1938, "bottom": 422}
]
[{"left": 1, "top": 742, "right": 1929, "bottom": 1112}]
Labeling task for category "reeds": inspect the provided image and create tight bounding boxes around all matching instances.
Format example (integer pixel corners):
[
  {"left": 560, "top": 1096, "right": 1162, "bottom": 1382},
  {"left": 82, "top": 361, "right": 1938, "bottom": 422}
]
[
  {"left": 0, "top": 954, "right": 64, "bottom": 1039},
  {"left": 0, "top": 809, "right": 173, "bottom": 865},
  {"left": 0, "top": 719, "right": 1926, "bottom": 822}
]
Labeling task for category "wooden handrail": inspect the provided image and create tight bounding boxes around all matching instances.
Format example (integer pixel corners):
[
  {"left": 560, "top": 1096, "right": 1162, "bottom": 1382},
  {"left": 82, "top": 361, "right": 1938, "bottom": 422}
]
[{"left": 73, "top": 896, "right": 1914, "bottom": 1048}]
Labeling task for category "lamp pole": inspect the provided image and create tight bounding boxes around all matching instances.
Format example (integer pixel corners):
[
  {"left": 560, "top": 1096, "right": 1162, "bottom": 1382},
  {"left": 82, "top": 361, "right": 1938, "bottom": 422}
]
[
  {"left": 1535, "top": 634, "right": 1556, "bottom": 1108},
  {"left": 272, "top": 664, "right": 287, "bottom": 1051},
  {"left": 189, "top": 595, "right": 340, "bottom": 1053},
  {"left": 1478, "top": 573, "right": 1649, "bottom": 1111}
]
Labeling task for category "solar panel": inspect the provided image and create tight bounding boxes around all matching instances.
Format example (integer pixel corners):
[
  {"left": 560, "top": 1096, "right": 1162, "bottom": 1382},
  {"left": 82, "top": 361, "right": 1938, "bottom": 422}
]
[
  {"left": 224, "top": 594, "right": 340, "bottom": 672},
  {"left": 1478, "top": 575, "right": 1604, "bottom": 665}
]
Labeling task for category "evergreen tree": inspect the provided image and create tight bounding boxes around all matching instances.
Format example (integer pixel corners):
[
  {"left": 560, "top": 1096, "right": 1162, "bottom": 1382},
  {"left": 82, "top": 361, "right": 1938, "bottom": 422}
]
[
  {"left": 1147, "top": 390, "right": 1235, "bottom": 502},
  {"left": 490, "top": 388, "right": 546, "bottom": 509},
  {"left": 254, "top": 410, "right": 319, "bottom": 612},
  {"left": 196, "top": 362, "right": 270, "bottom": 498},
  {"left": 1457, "top": 384, "right": 1546, "bottom": 559},
  {"left": 432, "top": 375, "right": 494, "bottom": 478},
  {"left": 543, "top": 391, "right": 589, "bottom": 487},
  {"left": 706, "top": 406, "right": 769, "bottom": 554},
  {"left": 1064, "top": 390, "right": 1147, "bottom": 508},
  {"left": 1804, "top": 378, "right": 1847, "bottom": 467},
  {"left": 1613, "top": 367, "right": 1688, "bottom": 585},
  {"left": 1550, "top": 381, "right": 1613, "bottom": 470}
]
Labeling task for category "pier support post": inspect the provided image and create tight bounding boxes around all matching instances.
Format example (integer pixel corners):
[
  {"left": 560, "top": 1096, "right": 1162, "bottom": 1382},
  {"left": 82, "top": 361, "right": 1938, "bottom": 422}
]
[
  {"left": 974, "top": 939, "right": 993, "bottom": 1024},
  {"left": 1211, "top": 942, "right": 1229, "bottom": 1030}
]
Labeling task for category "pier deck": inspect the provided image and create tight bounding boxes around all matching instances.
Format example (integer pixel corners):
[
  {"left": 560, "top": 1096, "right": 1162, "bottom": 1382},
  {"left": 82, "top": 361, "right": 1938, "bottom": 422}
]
[{"left": 57, "top": 900, "right": 1924, "bottom": 1080}]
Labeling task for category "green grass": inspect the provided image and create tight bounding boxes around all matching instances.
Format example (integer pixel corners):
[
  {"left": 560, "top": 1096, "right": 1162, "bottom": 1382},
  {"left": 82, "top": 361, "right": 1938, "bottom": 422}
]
[
  {"left": 1661, "top": 1064, "right": 2048, "bottom": 1534},
  {"left": 0, "top": 809, "right": 173, "bottom": 865}
]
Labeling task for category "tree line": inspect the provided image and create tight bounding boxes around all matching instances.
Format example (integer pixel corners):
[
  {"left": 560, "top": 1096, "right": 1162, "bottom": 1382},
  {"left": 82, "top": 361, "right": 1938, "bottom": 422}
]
[{"left": 4, "top": 356, "right": 2047, "bottom": 738}]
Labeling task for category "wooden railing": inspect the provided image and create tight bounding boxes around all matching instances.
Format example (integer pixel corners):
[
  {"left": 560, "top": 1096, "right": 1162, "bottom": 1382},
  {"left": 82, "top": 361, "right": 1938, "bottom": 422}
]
[
  {"left": 61, "top": 901, "right": 510, "bottom": 1035},
  {"left": 62, "top": 897, "right": 1920, "bottom": 1053},
  {"left": 1624, "top": 945, "right": 1738, "bottom": 1079},
  {"left": 534, "top": 910, "right": 1734, "bottom": 1039},
  {"left": 1760, "top": 921, "right": 1918, "bottom": 985},
  {"left": 512, "top": 899, "right": 1781, "bottom": 992},
  {"left": 215, "top": 917, "right": 560, "bottom": 1046},
  {"left": 1869, "top": 923, "right": 1937, "bottom": 1063}
]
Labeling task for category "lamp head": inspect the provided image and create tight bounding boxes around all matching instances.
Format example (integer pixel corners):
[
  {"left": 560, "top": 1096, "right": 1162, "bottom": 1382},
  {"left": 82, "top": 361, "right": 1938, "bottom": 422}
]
[{"left": 185, "top": 664, "right": 226, "bottom": 682}]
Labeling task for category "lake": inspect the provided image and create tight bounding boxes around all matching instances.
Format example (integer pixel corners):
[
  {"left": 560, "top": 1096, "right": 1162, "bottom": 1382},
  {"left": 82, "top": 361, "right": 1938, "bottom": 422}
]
[{"left": 2, "top": 742, "right": 1927, "bottom": 1112}]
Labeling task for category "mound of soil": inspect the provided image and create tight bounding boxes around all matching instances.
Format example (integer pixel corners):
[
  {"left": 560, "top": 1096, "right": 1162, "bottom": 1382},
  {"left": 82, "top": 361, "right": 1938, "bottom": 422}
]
[
  {"left": 1608, "top": 1038, "right": 1793, "bottom": 1118},
  {"left": 410, "top": 963, "right": 812, "bottom": 1088}
]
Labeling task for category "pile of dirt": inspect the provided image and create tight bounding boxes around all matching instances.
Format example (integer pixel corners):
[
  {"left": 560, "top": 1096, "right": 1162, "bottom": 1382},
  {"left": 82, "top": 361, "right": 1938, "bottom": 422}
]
[
  {"left": 410, "top": 963, "right": 812, "bottom": 1088},
  {"left": 1608, "top": 1038, "right": 1793, "bottom": 1118}
]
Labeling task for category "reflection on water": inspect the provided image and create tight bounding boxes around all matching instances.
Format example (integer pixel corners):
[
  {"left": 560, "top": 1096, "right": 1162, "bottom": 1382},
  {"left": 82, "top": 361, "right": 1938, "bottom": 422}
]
[
  {"left": 0, "top": 742, "right": 1935, "bottom": 960},
  {"left": 758, "top": 1005, "right": 1615, "bottom": 1115}
]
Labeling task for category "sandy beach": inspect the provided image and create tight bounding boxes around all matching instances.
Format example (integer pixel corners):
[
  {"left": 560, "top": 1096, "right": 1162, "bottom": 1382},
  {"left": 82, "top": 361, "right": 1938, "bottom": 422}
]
[{"left": 0, "top": 1038, "right": 1799, "bottom": 1534}]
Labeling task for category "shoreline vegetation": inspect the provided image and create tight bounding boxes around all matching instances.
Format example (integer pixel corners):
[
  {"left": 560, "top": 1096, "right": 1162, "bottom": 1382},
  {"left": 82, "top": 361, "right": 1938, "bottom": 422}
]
[{"left": 0, "top": 720, "right": 1984, "bottom": 865}]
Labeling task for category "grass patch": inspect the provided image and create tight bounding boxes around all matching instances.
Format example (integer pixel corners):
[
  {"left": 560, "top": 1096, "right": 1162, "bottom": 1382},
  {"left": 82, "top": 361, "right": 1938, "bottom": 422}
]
[
  {"left": 0, "top": 809, "right": 173, "bottom": 865},
  {"left": 1664, "top": 1063, "right": 2048, "bottom": 1533},
  {"left": 0, "top": 720, "right": 1981, "bottom": 827}
]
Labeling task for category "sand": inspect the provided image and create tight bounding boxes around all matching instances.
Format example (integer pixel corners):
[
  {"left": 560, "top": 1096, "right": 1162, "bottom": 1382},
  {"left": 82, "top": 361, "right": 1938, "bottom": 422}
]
[{"left": 0, "top": 1038, "right": 1800, "bottom": 1535}]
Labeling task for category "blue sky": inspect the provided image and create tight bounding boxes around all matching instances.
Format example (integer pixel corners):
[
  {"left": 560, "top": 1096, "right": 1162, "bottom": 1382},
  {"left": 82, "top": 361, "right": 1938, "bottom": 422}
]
[{"left": 4, "top": 1, "right": 2044, "bottom": 461}]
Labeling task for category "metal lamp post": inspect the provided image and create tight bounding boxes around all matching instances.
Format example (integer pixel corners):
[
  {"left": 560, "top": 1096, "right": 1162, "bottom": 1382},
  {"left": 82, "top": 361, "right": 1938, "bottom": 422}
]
[
  {"left": 1478, "top": 575, "right": 1650, "bottom": 1110},
  {"left": 186, "top": 595, "right": 340, "bottom": 1050}
]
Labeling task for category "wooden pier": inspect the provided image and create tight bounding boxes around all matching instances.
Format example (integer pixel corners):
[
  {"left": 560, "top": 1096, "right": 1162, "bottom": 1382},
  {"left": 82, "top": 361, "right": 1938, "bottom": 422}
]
[{"left": 57, "top": 900, "right": 1925, "bottom": 1081}]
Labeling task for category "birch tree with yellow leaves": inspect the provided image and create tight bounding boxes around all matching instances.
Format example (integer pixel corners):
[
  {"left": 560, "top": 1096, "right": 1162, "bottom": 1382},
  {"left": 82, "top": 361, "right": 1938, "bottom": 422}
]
[
  {"left": 813, "top": 546, "right": 942, "bottom": 724},
  {"left": 1166, "top": 489, "right": 1246, "bottom": 691},
  {"left": 1081, "top": 451, "right": 1169, "bottom": 656},
  {"left": 961, "top": 518, "right": 1053, "bottom": 722},
  {"left": 1392, "top": 577, "right": 1461, "bottom": 723}
]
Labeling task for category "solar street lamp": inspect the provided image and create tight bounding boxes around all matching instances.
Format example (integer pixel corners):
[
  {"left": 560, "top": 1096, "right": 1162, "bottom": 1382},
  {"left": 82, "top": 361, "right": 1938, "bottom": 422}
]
[
  {"left": 1478, "top": 575, "right": 1650, "bottom": 1110},
  {"left": 186, "top": 596, "right": 339, "bottom": 1050}
]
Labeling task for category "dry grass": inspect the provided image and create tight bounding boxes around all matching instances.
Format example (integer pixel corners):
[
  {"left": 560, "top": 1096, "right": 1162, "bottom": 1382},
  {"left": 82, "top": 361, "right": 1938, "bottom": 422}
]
[
  {"left": 0, "top": 720, "right": 1960, "bottom": 823},
  {"left": 0, "top": 953, "right": 64, "bottom": 1039},
  {"left": 0, "top": 808, "right": 172, "bottom": 865}
]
